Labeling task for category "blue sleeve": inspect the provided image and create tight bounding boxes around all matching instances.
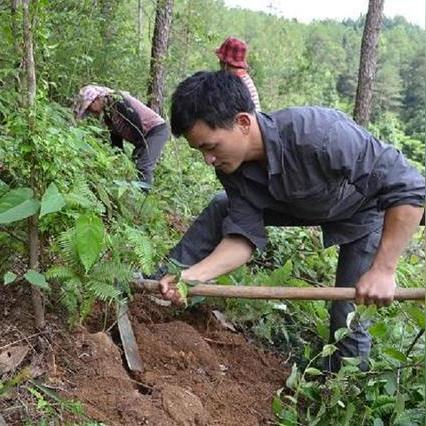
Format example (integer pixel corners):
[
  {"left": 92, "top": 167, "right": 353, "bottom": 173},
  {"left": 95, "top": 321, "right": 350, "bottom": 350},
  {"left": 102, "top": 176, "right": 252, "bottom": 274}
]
[{"left": 325, "top": 119, "right": 425, "bottom": 211}]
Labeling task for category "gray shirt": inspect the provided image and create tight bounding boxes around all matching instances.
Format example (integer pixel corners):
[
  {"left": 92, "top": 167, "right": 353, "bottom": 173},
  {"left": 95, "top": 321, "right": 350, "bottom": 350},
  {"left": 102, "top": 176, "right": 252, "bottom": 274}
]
[{"left": 216, "top": 107, "right": 425, "bottom": 249}]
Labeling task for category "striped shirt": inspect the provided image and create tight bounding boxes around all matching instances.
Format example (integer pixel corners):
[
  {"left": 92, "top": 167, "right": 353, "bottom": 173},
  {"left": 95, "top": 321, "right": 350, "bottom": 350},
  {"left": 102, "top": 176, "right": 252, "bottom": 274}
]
[{"left": 235, "top": 70, "right": 261, "bottom": 111}]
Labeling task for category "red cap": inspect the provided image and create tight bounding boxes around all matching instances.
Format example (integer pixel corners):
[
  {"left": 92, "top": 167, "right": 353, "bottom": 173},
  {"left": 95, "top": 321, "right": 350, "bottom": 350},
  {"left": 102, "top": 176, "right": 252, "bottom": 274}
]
[{"left": 215, "top": 37, "right": 248, "bottom": 69}]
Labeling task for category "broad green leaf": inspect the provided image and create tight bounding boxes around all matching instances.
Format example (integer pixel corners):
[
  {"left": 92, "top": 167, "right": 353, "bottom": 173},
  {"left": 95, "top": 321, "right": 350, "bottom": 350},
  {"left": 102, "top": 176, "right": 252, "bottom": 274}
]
[
  {"left": 383, "top": 348, "right": 407, "bottom": 363},
  {"left": 3, "top": 271, "right": 17, "bottom": 285},
  {"left": 305, "top": 367, "right": 322, "bottom": 376},
  {"left": 383, "top": 372, "right": 397, "bottom": 396},
  {"left": 0, "top": 179, "right": 9, "bottom": 196},
  {"left": 24, "top": 270, "right": 49, "bottom": 290},
  {"left": 321, "top": 344, "right": 337, "bottom": 357},
  {"left": 269, "top": 260, "right": 293, "bottom": 285},
  {"left": 341, "top": 357, "right": 361, "bottom": 366},
  {"left": 369, "top": 322, "right": 388, "bottom": 339},
  {"left": 373, "top": 419, "right": 384, "bottom": 426},
  {"left": 0, "top": 188, "right": 40, "bottom": 224},
  {"left": 75, "top": 214, "right": 105, "bottom": 272},
  {"left": 406, "top": 306, "right": 425, "bottom": 329},
  {"left": 339, "top": 365, "right": 361, "bottom": 375},
  {"left": 39, "top": 182, "right": 65, "bottom": 218}
]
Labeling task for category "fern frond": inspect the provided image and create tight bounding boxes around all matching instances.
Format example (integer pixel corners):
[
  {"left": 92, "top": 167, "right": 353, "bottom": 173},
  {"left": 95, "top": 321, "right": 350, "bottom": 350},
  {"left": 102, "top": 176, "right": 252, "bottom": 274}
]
[
  {"left": 57, "top": 228, "right": 81, "bottom": 268},
  {"left": 79, "top": 295, "right": 96, "bottom": 323},
  {"left": 371, "top": 395, "right": 396, "bottom": 416},
  {"left": 91, "top": 260, "right": 133, "bottom": 284},
  {"left": 86, "top": 279, "right": 121, "bottom": 301},
  {"left": 124, "top": 226, "right": 154, "bottom": 274},
  {"left": 46, "top": 265, "right": 78, "bottom": 281},
  {"left": 65, "top": 176, "right": 105, "bottom": 214}
]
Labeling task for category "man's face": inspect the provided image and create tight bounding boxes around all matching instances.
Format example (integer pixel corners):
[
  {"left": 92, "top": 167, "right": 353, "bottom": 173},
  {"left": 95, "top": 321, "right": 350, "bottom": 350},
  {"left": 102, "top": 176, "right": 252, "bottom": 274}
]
[{"left": 185, "top": 117, "right": 250, "bottom": 174}]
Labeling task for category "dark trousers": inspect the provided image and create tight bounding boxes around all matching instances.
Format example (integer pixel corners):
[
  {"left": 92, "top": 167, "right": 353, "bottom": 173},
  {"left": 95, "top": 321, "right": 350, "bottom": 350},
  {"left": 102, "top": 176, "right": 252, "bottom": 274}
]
[
  {"left": 166, "top": 192, "right": 382, "bottom": 372},
  {"left": 132, "top": 123, "right": 169, "bottom": 184}
]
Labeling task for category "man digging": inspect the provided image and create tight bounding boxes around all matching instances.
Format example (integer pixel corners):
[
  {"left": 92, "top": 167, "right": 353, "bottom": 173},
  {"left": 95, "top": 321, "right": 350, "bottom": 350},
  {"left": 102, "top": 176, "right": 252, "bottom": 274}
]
[{"left": 157, "top": 70, "right": 424, "bottom": 372}]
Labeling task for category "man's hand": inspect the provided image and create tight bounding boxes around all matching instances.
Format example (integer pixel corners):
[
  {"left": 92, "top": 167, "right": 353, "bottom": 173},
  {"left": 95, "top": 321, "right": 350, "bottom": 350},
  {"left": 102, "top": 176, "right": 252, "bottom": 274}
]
[
  {"left": 355, "top": 267, "right": 396, "bottom": 307},
  {"left": 355, "top": 205, "right": 422, "bottom": 307},
  {"left": 159, "top": 274, "right": 185, "bottom": 306}
]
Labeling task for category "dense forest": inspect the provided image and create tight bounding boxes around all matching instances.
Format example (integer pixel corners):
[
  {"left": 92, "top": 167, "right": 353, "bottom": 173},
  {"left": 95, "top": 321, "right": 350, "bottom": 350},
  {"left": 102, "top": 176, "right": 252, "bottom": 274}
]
[{"left": 0, "top": 0, "right": 424, "bottom": 424}]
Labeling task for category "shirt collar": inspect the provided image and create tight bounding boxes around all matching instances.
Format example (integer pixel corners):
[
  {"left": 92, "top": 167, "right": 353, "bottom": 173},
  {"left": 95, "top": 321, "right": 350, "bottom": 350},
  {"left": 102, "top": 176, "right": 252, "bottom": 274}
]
[{"left": 256, "top": 112, "right": 283, "bottom": 175}]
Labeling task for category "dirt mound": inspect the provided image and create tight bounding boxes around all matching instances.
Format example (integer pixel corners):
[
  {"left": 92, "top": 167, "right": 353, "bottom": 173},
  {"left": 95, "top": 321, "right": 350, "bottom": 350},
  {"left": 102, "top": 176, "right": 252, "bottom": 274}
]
[
  {"left": 0, "top": 285, "right": 289, "bottom": 425},
  {"left": 134, "top": 320, "right": 221, "bottom": 378}
]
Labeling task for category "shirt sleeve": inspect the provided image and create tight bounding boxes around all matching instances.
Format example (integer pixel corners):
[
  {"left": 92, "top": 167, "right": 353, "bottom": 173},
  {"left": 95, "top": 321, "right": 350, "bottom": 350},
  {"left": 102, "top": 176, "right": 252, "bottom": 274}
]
[
  {"left": 219, "top": 174, "right": 267, "bottom": 250},
  {"left": 325, "top": 118, "right": 425, "bottom": 211}
]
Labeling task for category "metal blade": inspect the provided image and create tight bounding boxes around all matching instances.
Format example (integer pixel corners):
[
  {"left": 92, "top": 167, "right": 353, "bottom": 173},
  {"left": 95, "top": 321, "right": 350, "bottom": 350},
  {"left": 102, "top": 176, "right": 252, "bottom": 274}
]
[{"left": 117, "top": 301, "right": 143, "bottom": 372}]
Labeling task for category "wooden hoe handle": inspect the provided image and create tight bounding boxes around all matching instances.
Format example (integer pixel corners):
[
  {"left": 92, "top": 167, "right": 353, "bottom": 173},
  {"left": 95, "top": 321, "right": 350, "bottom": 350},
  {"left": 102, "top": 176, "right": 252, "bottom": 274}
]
[{"left": 135, "top": 279, "right": 425, "bottom": 302}]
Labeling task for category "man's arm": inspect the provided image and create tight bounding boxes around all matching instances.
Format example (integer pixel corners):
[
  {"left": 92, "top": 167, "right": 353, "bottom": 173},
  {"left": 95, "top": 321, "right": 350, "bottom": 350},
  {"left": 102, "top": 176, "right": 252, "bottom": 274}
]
[
  {"left": 160, "top": 235, "right": 253, "bottom": 304},
  {"left": 356, "top": 204, "right": 423, "bottom": 306}
]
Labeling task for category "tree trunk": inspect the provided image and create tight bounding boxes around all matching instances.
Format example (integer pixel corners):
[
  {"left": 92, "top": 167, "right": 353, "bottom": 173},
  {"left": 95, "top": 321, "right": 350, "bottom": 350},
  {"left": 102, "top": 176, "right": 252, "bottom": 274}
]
[
  {"left": 11, "top": 0, "right": 22, "bottom": 94},
  {"left": 137, "top": 0, "right": 143, "bottom": 55},
  {"left": 100, "top": 0, "right": 115, "bottom": 46},
  {"left": 353, "top": 0, "right": 385, "bottom": 126},
  {"left": 28, "top": 215, "right": 44, "bottom": 328},
  {"left": 23, "top": 0, "right": 45, "bottom": 329},
  {"left": 22, "top": 0, "right": 36, "bottom": 108},
  {"left": 147, "top": 0, "right": 174, "bottom": 115}
]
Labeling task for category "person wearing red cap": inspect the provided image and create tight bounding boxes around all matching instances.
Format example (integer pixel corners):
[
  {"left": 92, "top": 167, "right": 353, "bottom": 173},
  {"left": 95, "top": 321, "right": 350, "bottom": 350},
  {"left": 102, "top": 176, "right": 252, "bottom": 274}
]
[{"left": 216, "top": 37, "right": 261, "bottom": 111}]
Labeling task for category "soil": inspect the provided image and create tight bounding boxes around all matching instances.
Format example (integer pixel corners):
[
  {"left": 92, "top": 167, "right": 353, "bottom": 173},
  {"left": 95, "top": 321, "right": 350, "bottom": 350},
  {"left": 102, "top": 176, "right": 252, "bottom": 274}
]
[{"left": 0, "top": 284, "right": 289, "bottom": 425}]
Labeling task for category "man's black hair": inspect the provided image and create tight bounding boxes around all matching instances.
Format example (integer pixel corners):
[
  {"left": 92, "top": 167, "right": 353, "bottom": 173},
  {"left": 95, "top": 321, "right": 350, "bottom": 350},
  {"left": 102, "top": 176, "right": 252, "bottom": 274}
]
[{"left": 171, "top": 70, "right": 255, "bottom": 137}]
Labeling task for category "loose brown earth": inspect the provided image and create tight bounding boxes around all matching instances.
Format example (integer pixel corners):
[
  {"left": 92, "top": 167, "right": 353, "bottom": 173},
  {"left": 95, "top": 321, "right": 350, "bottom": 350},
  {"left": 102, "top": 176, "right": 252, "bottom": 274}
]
[{"left": 0, "top": 285, "right": 289, "bottom": 425}]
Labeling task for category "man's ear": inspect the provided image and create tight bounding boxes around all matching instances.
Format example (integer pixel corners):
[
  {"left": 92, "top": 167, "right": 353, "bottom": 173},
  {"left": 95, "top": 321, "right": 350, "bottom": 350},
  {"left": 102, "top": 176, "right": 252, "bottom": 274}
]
[{"left": 235, "top": 113, "right": 251, "bottom": 135}]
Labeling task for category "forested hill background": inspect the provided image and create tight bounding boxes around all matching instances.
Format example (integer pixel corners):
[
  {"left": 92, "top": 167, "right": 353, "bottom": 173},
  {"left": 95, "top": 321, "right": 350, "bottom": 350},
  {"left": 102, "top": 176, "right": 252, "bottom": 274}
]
[{"left": 1, "top": 0, "right": 424, "bottom": 165}]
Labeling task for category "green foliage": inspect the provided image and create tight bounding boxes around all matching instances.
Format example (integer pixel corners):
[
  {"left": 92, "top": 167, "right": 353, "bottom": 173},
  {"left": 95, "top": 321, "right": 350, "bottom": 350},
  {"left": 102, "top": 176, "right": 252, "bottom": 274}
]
[
  {"left": 219, "top": 231, "right": 424, "bottom": 424},
  {"left": 24, "top": 270, "right": 49, "bottom": 290},
  {"left": 3, "top": 271, "right": 17, "bottom": 285},
  {"left": 24, "top": 379, "right": 94, "bottom": 424},
  {"left": 39, "top": 182, "right": 65, "bottom": 218},
  {"left": 0, "top": 187, "right": 39, "bottom": 224},
  {"left": 75, "top": 213, "right": 105, "bottom": 272}
]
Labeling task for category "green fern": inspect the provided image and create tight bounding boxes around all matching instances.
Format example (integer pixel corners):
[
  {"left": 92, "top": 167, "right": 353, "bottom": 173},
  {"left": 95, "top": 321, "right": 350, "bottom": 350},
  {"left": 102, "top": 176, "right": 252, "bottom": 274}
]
[
  {"left": 91, "top": 259, "right": 133, "bottom": 285},
  {"left": 371, "top": 395, "right": 396, "bottom": 417},
  {"left": 79, "top": 294, "right": 96, "bottom": 323},
  {"left": 46, "top": 265, "right": 78, "bottom": 281},
  {"left": 64, "top": 176, "right": 105, "bottom": 214},
  {"left": 49, "top": 225, "right": 133, "bottom": 324},
  {"left": 124, "top": 226, "right": 154, "bottom": 274},
  {"left": 86, "top": 280, "right": 121, "bottom": 301},
  {"left": 57, "top": 229, "right": 81, "bottom": 269}
]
